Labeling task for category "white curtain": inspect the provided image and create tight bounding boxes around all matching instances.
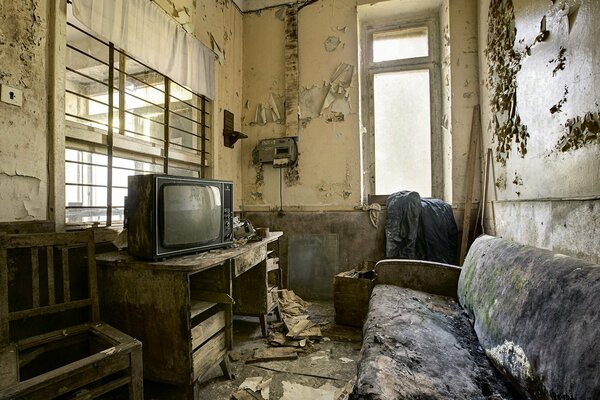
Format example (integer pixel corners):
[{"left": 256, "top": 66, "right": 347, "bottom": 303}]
[{"left": 72, "top": 0, "right": 215, "bottom": 99}]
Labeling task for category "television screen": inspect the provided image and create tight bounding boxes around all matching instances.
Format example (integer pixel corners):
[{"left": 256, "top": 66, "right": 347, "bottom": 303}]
[{"left": 161, "top": 184, "right": 222, "bottom": 247}]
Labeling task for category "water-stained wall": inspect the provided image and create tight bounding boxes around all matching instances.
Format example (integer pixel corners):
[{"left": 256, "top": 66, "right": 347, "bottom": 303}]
[
  {"left": 241, "top": 0, "right": 479, "bottom": 213},
  {"left": 478, "top": 0, "right": 600, "bottom": 262},
  {"left": 241, "top": 0, "right": 361, "bottom": 211},
  {"left": 0, "top": 0, "right": 245, "bottom": 224},
  {"left": 0, "top": 1, "right": 49, "bottom": 220}
]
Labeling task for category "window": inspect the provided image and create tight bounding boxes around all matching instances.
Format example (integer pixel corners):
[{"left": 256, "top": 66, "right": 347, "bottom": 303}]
[
  {"left": 64, "top": 11, "right": 212, "bottom": 227},
  {"left": 360, "top": 16, "right": 441, "bottom": 199}
]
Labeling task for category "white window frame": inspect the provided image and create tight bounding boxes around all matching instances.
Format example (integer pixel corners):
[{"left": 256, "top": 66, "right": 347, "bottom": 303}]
[
  {"left": 360, "top": 13, "right": 443, "bottom": 200},
  {"left": 64, "top": 19, "right": 213, "bottom": 227}
]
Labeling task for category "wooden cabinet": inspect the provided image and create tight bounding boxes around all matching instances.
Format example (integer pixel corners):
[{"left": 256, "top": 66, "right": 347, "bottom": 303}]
[{"left": 96, "top": 232, "right": 283, "bottom": 390}]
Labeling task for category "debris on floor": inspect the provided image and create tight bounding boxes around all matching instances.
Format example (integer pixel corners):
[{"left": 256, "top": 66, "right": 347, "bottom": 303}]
[
  {"left": 280, "top": 381, "right": 338, "bottom": 400},
  {"left": 246, "top": 347, "right": 299, "bottom": 364},
  {"left": 197, "top": 302, "right": 361, "bottom": 400},
  {"left": 268, "top": 290, "right": 322, "bottom": 349},
  {"left": 232, "top": 376, "right": 272, "bottom": 400}
]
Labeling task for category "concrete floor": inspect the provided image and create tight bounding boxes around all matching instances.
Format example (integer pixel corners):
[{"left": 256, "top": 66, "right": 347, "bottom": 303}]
[{"left": 193, "top": 301, "right": 362, "bottom": 400}]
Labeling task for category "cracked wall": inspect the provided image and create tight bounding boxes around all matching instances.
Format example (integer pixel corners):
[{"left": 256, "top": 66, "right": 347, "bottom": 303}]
[
  {"left": 0, "top": 0, "right": 49, "bottom": 221},
  {"left": 478, "top": 0, "right": 600, "bottom": 263}
]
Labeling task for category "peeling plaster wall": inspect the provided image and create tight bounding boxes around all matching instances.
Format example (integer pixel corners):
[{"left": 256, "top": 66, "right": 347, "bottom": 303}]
[
  {"left": 478, "top": 0, "right": 600, "bottom": 263},
  {"left": 189, "top": 0, "right": 245, "bottom": 209},
  {"left": 440, "top": 0, "right": 452, "bottom": 202},
  {"left": 241, "top": 0, "right": 360, "bottom": 211},
  {"left": 0, "top": 0, "right": 245, "bottom": 223},
  {"left": 0, "top": 1, "right": 49, "bottom": 221},
  {"left": 448, "top": 0, "right": 480, "bottom": 209}
]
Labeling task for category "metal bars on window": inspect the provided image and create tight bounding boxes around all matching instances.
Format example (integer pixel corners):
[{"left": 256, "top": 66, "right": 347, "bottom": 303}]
[{"left": 64, "top": 19, "right": 211, "bottom": 227}]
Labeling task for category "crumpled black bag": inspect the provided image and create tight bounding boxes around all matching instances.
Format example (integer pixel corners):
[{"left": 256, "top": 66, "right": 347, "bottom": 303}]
[{"left": 385, "top": 191, "right": 457, "bottom": 264}]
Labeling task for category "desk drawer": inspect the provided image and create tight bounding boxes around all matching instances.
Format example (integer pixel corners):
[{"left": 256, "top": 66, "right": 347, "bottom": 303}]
[{"left": 233, "top": 245, "right": 267, "bottom": 276}]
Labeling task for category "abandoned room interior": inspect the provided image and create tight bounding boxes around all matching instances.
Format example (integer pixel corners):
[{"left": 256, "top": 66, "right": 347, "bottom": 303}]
[{"left": 0, "top": 0, "right": 598, "bottom": 399}]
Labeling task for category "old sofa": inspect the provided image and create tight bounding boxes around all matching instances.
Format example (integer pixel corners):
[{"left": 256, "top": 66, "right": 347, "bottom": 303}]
[{"left": 352, "top": 235, "right": 600, "bottom": 399}]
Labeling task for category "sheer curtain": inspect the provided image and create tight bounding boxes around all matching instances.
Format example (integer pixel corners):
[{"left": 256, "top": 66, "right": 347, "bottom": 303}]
[{"left": 72, "top": 0, "right": 215, "bottom": 99}]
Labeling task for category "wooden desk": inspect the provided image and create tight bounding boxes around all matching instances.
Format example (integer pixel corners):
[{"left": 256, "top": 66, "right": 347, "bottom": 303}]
[{"left": 96, "top": 232, "right": 283, "bottom": 391}]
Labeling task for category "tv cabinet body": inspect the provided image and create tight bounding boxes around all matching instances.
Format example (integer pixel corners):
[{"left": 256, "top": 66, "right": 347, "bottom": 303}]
[{"left": 96, "top": 232, "right": 283, "bottom": 391}]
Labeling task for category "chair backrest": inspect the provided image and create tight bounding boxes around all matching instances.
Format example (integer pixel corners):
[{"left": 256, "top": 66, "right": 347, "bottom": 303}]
[{"left": 0, "top": 229, "right": 99, "bottom": 346}]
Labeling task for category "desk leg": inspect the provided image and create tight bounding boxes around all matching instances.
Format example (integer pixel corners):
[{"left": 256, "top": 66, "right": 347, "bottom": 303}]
[
  {"left": 219, "top": 356, "right": 234, "bottom": 380},
  {"left": 259, "top": 315, "right": 268, "bottom": 337}
]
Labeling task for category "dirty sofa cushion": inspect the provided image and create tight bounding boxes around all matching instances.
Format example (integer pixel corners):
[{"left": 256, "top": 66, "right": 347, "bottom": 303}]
[
  {"left": 459, "top": 235, "right": 600, "bottom": 400},
  {"left": 353, "top": 284, "right": 517, "bottom": 399}
]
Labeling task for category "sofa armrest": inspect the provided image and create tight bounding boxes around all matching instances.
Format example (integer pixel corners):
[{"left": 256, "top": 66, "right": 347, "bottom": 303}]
[{"left": 374, "top": 259, "right": 461, "bottom": 298}]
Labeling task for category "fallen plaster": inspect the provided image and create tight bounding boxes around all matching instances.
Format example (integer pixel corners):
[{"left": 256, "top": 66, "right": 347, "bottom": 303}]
[
  {"left": 487, "top": 0, "right": 529, "bottom": 164},
  {"left": 281, "top": 380, "right": 340, "bottom": 400},
  {"left": 299, "top": 63, "right": 354, "bottom": 127}
]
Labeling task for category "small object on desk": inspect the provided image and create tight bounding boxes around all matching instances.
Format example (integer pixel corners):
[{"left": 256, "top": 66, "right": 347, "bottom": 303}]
[{"left": 256, "top": 227, "right": 270, "bottom": 239}]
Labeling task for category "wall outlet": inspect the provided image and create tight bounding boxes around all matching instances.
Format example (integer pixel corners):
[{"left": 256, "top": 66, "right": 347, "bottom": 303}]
[{"left": 1, "top": 85, "right": 23, "bottom": 107}]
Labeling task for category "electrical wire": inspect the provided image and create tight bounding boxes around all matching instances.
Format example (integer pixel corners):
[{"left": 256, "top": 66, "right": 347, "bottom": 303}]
[{"left": 278, "top": 167, "right": 285, "bottom": 216}]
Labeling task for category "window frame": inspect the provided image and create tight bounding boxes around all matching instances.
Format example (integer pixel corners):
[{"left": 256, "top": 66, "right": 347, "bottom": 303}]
[
  {"left": 64, "top": 20, "right": 213, "bottom": 228},
  {"left": 360, "top": 13, "right": 443, "bottom": 200}
]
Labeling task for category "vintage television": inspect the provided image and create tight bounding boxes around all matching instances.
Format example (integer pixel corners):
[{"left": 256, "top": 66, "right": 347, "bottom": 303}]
[{"left": 126, "top": 174, "right": 234, "bottom": 259}]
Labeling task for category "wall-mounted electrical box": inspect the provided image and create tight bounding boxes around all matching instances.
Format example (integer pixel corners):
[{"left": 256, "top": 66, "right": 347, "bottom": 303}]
[{"left": 257, "top": 137, "right": 298, "bottom": 168}]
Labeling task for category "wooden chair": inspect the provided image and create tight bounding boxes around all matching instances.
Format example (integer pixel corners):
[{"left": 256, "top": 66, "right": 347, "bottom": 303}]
[{"left": 0, "top": 230, "right": 142, "bottom": 399}]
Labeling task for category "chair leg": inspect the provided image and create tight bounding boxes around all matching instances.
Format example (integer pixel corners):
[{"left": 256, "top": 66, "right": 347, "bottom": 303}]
[{"left": 129, "top": 346, "right": 144, "bottom": 400}]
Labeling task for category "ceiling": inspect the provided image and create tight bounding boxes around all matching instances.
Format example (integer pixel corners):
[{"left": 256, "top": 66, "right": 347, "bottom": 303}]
[
  {"left": 232, "top": 0, "right": 305, "bottom": 13},
  {"left": 234, "top": 0, "right": 443, "bottom": 14}
]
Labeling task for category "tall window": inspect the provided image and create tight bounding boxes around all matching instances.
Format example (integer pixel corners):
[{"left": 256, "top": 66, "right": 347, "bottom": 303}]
[
  {"left": 361, "top": 16, "right": 441, "bottom": 199},
  {"left": 65, "top": 10, "right": 212, "bottom": 227}
]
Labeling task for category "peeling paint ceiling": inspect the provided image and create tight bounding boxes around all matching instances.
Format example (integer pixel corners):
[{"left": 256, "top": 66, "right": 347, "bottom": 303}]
[{"left": 233, "top": 0, "right": 300, "bottom": 13}]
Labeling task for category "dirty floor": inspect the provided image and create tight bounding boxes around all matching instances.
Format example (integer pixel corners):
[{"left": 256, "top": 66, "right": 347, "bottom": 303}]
[{"left": 194, "top": 301, "right": 362, "bottom": 400}]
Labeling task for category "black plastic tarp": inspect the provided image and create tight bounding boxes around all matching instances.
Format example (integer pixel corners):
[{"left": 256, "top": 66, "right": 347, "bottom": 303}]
[{"left": 385, "top": 191, "right": 458, "bottom": 264}]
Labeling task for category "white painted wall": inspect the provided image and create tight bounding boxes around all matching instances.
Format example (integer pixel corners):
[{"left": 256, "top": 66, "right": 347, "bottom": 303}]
[
  {"left": 0, "top": 1, "right": 49, "bottom": 221},
  {"left": 478, "top": 0, "right": 600, "bottom": 263}
]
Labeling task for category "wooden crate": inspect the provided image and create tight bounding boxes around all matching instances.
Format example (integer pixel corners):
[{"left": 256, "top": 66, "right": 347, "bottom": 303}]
[{"left": 333, "top": 270, "right": 375, "bottom": 327}]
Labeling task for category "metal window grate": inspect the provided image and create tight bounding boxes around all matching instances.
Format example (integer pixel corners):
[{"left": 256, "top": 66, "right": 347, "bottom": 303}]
[{"left": 65, "top": 18, "right": 211, "bottom": 227}]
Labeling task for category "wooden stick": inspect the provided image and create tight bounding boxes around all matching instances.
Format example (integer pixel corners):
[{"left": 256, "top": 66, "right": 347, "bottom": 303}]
[{"left": 460, "top": 105, "right": 481, "bottom": 265}]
